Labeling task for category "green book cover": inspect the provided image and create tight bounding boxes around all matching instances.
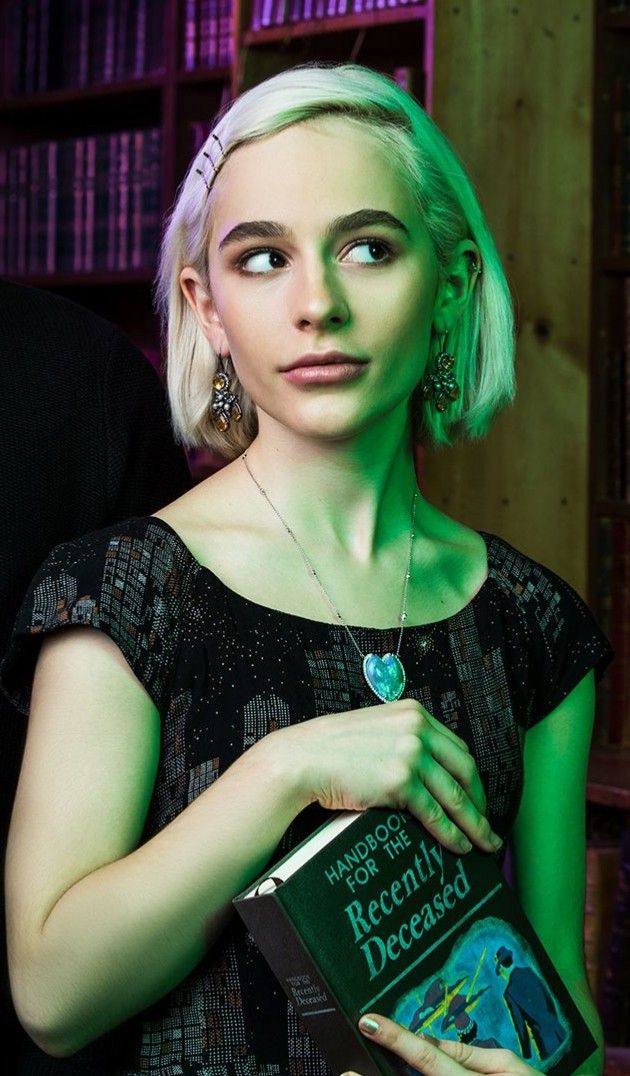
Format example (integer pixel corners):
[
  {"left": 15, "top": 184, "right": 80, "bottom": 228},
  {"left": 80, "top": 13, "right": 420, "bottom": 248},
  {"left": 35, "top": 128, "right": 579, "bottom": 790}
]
[{"left": 234, "top": 808, "right": 596, "bottom": 1076}]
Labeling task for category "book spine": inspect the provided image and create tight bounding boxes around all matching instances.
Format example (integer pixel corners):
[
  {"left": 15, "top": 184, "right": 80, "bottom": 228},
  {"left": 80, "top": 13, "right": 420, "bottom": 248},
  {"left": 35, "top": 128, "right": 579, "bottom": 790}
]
[
  {"left": 39, "top": 0, "right": 49, "bottom": 91},
  {"left": 84, "top": 135, "right": 96, "bottom": 271},
  {"left": 289, "top": 0, "right": 303, "bottom": 23},
  {"left": 594, "top": 516, "right": 613, "bottom": 745},
  {"left": 6, "top": 148, "right": 17, "bottom": 273},
  {"left": 261, "top": 0, "right": 275, "bottom": 26},
  {"left": 46, "top": 139, "right": 57, "bottom": 273},
  {"left": 117, "top": 130, "right": 130, "bottom": 270},
  {"left": 130, "top": 129, "right": 143, "bottom": 269},
  {"left": 24, "top": 0, "right": 37, "bottom": 94},
  {"left": 140, "top": 128, "right": 161, "bottom": 267},
  {"left": 78, "top": 0, "right": 90, "bottom": 86},
  {"left": 115, "top": 0, "right": 128, "bottom": 81},
  {"left": 73, "top": 136, "right": 84, "bottom": 272},
  {"left": 106, "top": 131, "right": 118, "bottom": 270},
  {"left": 16, "top": 144, "right": 28, "bottom": 275},
  {"left": 103, "top": 0, "right": 116, "bottom": 81},
  {"left": 183, "top": 0, "right": 197, "bottom": 70},
  {"left": 599, "top": 827, "right": 630, "bottom": 1044},
  {"left": 146, "top": 0, "right": 166, "bottom": 73},
  {"left": 583, "top": 843, "right": 620, "bottom": 1003},
  {"left": 27, "top": 141, "right": 40, "bottom": 273},
  {"left": 93, "top": 134, "right": 109, "bottom": 270},
  {"left": 57, "top": 138, "right": 74, "bottom": 272},
  {"left": 0, "top": 148, "right": 7, "bottom": 275},
  {"left": 135, "top": 0, "right": 147, "bottom": 76},
  {"left": 608, "top": 519, "right": 630, "bottom": 744},
  {"left": 90, "top": 0, "right": 107, "bottom": 84},
  {"left": 236, "top": 894, "right": 390, "bottom": 1076}
]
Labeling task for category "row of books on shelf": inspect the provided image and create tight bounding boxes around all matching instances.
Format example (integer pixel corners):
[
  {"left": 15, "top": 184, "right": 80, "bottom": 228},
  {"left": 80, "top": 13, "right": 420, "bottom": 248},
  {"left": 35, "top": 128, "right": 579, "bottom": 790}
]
[
  {"left": 595, "top": 514, "right": 630, "bottom": 747},
  {"left": 584, "top": 831, "right": 630, "bottom": 1046},
  {"left": 610, "top": 75, "right": 630, "bottom": 258},
  {"left": 601, "top": 276, "right": 630, "bottom": 502},
  {"left": 251, "top": 0, "right": 425, "bottom": 28},
  {"left": 0, "top": 129, "right": 162, "bottom": 276},
  {"left": 182, "top": 0, "right": 233, "bottom": 70},
  {"left": 7, "top": 0, "right": 166, "bottom": 95}
]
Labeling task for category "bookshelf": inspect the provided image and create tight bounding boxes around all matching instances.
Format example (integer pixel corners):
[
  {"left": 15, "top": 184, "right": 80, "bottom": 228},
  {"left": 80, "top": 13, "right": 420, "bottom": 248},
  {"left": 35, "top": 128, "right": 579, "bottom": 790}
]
[
  {"left": 1, "top": 0, "right": 628, "bottom": 1066},
  {"left": 588, "top": 2, "right": 630, "bottom": 1069}
]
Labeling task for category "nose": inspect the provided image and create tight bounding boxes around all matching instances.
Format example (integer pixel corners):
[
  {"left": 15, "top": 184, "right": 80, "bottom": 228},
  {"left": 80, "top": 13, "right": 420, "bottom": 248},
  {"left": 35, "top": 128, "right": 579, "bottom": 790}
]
[{"left": 292, "top": 259, "right": 350, "bottom": 331}]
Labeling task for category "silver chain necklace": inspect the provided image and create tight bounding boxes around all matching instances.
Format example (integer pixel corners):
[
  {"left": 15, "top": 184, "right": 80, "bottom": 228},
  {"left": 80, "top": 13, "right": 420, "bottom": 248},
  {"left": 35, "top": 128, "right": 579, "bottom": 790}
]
[{"left": 241, "top": 452, "right": 435, "bottom": 703}]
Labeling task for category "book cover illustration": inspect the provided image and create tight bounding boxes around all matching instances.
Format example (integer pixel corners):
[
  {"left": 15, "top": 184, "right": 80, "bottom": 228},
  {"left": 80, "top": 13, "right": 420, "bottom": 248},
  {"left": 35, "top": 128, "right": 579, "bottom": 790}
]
[
  {"left": 234, "top": 809, "right": 595, "bottom": 1076},
  {"left": 391, "top": 917, "right": 570, "bottom": 1068}
]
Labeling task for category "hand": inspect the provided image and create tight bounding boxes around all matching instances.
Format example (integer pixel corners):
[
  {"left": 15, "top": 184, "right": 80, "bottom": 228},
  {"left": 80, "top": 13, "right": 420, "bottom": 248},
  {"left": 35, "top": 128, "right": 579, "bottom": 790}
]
[
  {"left": 272, "top": 698, "right": 502, "bottom": 855},
  {"left": 342, "top": 1013, "right": 538, "bottom": 1075}
]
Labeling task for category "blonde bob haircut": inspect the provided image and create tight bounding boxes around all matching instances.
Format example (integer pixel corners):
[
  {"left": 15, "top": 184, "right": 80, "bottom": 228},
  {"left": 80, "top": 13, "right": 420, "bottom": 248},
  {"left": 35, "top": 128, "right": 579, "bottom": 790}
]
[{"left": 155, "top": 62, "right": 516, "bottom": 461}]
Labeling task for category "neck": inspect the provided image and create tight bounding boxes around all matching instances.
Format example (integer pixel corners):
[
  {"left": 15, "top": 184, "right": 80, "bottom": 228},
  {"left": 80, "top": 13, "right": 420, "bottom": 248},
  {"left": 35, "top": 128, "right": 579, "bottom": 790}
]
[{"left": 240, "top": 409, "right": 427, "bottom": 565}]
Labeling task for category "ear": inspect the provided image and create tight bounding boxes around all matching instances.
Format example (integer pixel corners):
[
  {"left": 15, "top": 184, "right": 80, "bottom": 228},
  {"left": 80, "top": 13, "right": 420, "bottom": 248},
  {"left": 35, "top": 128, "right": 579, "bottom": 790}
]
[
  {"left": 179, "top": 267, "right": 229, "bottom": 357},
  {"left": 432, "top": 241, "right": 481, "bottom": 336}
]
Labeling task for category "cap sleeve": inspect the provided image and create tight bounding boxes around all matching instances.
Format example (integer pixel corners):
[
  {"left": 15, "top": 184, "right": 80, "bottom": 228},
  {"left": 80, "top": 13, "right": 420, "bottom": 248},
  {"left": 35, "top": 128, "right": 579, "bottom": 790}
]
[
  {"left": 524, "top": 560, "right": 614, "bottom": 726},
  {"left": 0, "top": 519, "right": 189, "bottom": 715}
]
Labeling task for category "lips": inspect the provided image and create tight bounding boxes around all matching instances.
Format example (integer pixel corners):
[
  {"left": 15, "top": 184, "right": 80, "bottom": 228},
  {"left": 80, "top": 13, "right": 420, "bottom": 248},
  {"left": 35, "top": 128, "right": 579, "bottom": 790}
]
[{"left": 281, "top": 351, "right": 366, "bottom": 372}]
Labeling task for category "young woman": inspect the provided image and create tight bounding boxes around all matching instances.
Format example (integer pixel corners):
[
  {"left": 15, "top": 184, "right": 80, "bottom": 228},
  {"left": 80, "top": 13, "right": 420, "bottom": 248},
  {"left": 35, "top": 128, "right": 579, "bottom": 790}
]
[{"left": 2, "top": 63, "right": 612, "bottom": 1076}]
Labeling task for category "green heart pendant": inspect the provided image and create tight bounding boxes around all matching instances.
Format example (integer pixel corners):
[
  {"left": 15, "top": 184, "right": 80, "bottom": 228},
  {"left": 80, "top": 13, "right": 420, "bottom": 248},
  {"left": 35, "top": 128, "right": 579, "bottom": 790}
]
[{"left": 362, "top": 652, "right": 406, "bottom": 703}]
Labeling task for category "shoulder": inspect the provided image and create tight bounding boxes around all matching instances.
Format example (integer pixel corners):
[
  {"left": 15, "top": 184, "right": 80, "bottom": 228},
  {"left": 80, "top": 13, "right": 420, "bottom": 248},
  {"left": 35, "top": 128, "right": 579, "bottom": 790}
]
[
  {"left": 2, "top": 517, "right": 200, "bottom": 715},
  {"left": 480, "top": 529, "right": 591, "bottom": 630},
  {"left": 479, "top": 530, "right": 614, "bottom": 721}
]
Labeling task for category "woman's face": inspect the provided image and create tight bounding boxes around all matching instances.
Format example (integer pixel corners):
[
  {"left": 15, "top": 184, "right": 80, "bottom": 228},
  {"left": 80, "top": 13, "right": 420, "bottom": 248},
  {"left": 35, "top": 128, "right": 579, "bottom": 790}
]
[{"left": 194, "top": 115, "right": 445, "bottom": 443}]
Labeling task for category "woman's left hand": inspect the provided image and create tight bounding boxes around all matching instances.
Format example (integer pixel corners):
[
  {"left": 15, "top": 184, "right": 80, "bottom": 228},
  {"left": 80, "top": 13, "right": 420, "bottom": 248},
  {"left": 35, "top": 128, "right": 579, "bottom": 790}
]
[{"left": 341, "top": 1013, "right": 539, "bottom": 1075}]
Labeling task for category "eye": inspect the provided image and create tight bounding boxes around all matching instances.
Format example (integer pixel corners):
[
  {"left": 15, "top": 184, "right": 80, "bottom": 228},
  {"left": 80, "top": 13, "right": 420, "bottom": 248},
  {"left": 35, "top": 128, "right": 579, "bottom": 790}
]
[
  {"left": 343, "top": 238, "right": 394, "bottom": 265},
  {"left": 236, "top": 248, "right": 287, "bottom": 274}
]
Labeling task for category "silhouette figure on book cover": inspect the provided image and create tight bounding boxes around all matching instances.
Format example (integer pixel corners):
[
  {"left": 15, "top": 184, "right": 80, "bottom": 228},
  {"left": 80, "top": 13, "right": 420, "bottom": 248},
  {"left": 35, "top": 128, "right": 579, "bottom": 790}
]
[
  {"left": 494, "top": 946, "right": 565, "bottom": 1061},
  {"left": 392, "top": 918, "right": 571, "bottom": 1071}
]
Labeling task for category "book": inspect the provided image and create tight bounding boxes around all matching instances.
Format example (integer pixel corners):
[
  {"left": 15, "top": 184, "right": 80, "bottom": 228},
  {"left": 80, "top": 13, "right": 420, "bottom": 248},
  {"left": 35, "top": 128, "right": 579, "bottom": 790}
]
[{"left": 234, "top": 808, "right": 596, "bottom": 1076}]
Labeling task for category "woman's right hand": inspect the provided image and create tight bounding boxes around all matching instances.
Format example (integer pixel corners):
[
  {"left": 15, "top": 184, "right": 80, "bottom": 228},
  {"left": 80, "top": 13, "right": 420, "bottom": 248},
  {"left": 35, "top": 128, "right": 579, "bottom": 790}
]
[{"left": 272, "top": 699, "right": 502, "bottom": 855}]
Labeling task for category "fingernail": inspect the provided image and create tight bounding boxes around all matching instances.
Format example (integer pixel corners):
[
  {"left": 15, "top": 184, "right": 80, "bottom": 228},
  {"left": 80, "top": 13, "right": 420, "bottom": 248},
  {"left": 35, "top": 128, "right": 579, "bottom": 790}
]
[
  {"left": 359, "top": 1016, "right": 380, "bottom": 1035},
  {"left": 490, "top": 834, "right": 503, "bottom": 850},
  {"left": 459, "top": 838, "right": 472, "bottom": 852}
]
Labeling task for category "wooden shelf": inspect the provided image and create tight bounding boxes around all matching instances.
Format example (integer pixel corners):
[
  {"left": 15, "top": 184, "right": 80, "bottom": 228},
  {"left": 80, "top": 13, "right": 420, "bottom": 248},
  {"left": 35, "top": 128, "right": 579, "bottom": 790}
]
[
  {"left": 599, "top": 256, "right": 630, "bottom": 273},
  {"left": 587, "top": 748, "right": 630, "bottom": 809},
  {"left": 594, "top": 501, "right": 630, "bottom": 519},
  {"left": 241, "top": 6, "right": 430, "bottom": 46},
  {"left": 0, "top": 74, "right": 165, "bottom": 114},
  {"left": 4, "top": 271, "right": 154, "bottom": 289},
  {"left": 177, "top": 66, "right": 231, "bottom": 85},
  {"left": 602, "top": 12, "right": 630, "bottom": 30}
]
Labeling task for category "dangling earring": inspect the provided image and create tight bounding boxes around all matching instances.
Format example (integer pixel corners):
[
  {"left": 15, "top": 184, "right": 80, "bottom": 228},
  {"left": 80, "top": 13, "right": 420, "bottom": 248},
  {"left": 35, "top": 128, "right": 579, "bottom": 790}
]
[
  {"left": 420, "top": 332, "right": 460, "bottom": 412},
  {"left": 210, "top": 355, "right": 242, "bottom": 433}
]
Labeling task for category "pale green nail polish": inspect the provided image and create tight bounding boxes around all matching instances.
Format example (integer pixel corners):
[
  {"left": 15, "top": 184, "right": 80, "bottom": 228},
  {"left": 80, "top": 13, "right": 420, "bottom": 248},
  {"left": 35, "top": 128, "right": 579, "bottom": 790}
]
[{"left": 359, "top": 1016, "right": 380, "bottom": 1035}]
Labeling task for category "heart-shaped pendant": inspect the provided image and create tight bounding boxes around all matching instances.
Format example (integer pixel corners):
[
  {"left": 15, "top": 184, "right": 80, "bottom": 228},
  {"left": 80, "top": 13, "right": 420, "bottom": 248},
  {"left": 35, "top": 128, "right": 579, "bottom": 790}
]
[{"left": 362, "top": 652, "right": 406, "bottom": 703}]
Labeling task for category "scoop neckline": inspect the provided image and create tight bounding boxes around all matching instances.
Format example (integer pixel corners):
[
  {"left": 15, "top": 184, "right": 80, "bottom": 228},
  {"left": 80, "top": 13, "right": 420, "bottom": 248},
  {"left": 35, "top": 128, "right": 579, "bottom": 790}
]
[{"left": 146, "top": 514, "right": 492, "bottom": 633}]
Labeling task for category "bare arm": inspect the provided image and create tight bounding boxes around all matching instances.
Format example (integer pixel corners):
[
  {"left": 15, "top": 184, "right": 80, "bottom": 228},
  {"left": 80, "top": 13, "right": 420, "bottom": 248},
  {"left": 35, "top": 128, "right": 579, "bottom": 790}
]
[
  {"left": 510, "top": 670, "right": 604, "bottom": 1076},
  {"left": 6, "top": 629, "right": 313, "bottom": 1058}
]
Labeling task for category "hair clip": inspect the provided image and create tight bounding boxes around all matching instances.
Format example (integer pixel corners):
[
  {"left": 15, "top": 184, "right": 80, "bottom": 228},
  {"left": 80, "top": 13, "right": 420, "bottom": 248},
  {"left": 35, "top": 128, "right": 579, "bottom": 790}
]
[{"left": 195, "top": 132, "right": 225, "bottom": 194}]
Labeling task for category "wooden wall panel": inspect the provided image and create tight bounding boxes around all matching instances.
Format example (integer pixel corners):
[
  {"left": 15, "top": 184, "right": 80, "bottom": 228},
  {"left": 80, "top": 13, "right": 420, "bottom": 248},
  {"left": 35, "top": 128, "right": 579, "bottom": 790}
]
[{"left": 426, "top": 0, "right": 593, "bottom": 594}]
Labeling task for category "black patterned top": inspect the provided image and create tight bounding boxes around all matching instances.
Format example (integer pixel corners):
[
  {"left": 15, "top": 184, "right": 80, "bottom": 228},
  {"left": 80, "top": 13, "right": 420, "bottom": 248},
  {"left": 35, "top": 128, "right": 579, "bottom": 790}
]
[{"left": 1, "top": 516, "right": 614, "bottom": 1076}]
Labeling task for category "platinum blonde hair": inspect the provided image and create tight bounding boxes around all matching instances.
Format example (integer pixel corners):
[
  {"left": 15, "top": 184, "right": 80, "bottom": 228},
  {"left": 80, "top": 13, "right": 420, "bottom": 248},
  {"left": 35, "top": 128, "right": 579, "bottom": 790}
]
[{"left": 155, "top": 62, "right": 516, "bottom": 460}]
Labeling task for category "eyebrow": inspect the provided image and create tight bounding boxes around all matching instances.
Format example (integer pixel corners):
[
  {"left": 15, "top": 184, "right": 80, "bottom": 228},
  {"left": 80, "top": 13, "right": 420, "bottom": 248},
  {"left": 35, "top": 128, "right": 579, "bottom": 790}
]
[{"left": 217, "top": 209, "right": 411, "bottom": 252}]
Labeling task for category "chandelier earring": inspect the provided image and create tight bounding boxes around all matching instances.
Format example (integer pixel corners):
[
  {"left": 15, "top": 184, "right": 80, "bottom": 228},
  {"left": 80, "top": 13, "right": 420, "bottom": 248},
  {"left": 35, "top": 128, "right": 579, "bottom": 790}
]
[
  {"left": 420, "top": 331, "right": 460, "bottom": 413},
  {"left": 210, "top": 352, "right": 242, "bottom": 433}
]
